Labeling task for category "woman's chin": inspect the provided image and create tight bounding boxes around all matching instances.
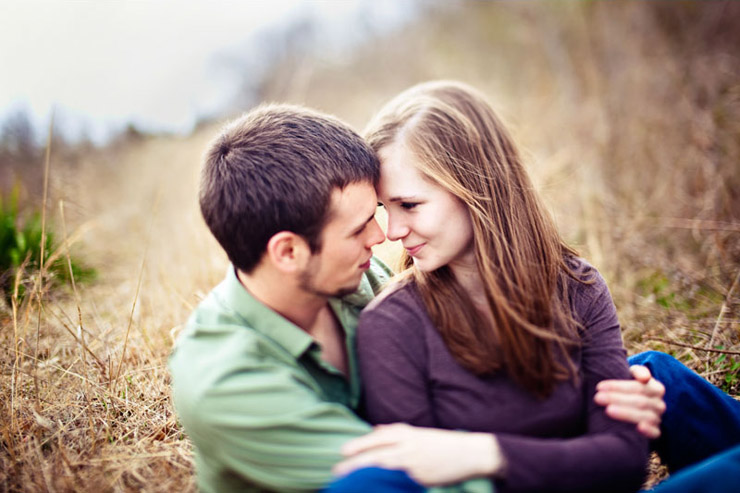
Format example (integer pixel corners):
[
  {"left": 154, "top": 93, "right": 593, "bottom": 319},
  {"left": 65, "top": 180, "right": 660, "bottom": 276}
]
[{"left": 412, "top": 257, "right": 441, "bottom": 272}]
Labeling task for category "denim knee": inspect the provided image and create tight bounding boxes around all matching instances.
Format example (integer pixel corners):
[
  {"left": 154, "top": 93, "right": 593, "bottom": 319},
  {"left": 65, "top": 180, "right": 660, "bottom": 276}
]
[
  {"left": 628, "top": 350, "right": 740, "bottom": 471},
  {"left": 645, "top": 443, "right": 740, "bottom": 493},
  {"left": 627, "top": 350, "right": 680, "bottom": 379}
]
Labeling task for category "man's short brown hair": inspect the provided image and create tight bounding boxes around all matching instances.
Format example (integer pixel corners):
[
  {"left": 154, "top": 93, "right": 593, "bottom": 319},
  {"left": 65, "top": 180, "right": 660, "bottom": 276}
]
[{"left": 199, "top": 104, "right": 379, "bottom": 273}]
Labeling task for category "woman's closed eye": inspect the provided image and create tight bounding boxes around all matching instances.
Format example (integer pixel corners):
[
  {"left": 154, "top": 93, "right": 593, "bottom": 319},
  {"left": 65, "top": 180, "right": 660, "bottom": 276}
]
[{"left": 400, "top": 202, "right": 419, "bottom": 210}]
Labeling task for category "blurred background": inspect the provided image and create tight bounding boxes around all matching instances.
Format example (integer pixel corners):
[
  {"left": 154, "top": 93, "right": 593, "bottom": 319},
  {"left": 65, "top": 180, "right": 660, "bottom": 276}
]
[{"left": 1, "top": 1, "right": 739, "bottom": 491}]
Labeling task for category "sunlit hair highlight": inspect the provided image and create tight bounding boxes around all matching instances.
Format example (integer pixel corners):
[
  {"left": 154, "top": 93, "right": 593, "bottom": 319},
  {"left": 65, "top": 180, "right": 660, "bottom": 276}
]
[{"left": 365, "top": 81, "right": 585, "bottom": 397}]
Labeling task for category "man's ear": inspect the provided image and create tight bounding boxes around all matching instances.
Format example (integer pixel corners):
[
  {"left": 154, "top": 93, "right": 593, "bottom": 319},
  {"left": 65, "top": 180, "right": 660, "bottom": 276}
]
[{"left": 265, "top": 231, "right": 311, "bottom": 273}]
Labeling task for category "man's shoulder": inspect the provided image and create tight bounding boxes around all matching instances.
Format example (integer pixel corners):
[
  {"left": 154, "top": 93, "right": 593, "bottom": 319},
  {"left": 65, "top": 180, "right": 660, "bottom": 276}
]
[
  {"left": 170, "top": 305, "right": 257, "bottom": 391},
  {"left": 365, "top": 256, "right": 394, "bottom": 290},
  {"left": 169, "top": 286, "right": 295, "bottom": 402}
]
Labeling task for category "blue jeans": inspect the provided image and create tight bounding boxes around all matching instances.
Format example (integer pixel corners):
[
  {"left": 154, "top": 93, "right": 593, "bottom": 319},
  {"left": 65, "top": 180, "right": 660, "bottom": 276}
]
[
  {"left": 326, "top": 351, "right": 740, "bottom": 492},
  {"left": 323, "top": 467, "right": 425, "bottom": 493},
  {"left": 628, "top": 351, "right": 740, "bottom": 472},
  {"left": 646, "top": 443, "right": 740, "bottom": 493}
]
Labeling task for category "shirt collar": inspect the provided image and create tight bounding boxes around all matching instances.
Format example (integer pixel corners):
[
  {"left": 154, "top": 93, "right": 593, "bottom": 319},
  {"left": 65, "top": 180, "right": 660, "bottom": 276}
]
[
  {"left": 215, "top": 266, "right": 315, "bottom": 358},
  {"left": 339, "top": 269, "right": 377, "bottom": 311}
]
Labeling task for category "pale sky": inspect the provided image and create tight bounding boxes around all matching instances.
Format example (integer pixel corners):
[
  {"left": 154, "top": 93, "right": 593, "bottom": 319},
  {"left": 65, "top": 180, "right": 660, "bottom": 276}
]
[{"left": 0, "top": 0, "right": 411, "bottom": 143}]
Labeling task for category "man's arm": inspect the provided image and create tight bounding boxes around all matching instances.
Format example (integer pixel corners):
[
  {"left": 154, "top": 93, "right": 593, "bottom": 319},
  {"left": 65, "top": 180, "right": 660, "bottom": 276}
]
[{"left": 176, "top": 359, "right": 371, "bottom": 492}]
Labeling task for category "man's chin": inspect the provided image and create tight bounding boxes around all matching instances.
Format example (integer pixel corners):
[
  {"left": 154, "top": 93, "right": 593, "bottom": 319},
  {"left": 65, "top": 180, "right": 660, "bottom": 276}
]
[
  {"left": 331, "top": 285, "right": 360, "bottom": 298},
  {"left": 299, "top": 278, "right": 362, "bottom": 299},
  {"left": 317, "top": 280, "right": 362, "bottom": 299}
]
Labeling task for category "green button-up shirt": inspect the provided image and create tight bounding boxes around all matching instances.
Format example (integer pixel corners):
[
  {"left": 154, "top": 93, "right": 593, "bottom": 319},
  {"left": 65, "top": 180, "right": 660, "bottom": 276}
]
[{"left": 169, "top": 257, "right": 492, "bottom": 493}]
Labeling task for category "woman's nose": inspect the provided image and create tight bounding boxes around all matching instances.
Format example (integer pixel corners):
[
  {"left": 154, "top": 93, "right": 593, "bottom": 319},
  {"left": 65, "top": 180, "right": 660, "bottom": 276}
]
[{"left": 385, "top": 211, "right": 409, "bottom": 241}]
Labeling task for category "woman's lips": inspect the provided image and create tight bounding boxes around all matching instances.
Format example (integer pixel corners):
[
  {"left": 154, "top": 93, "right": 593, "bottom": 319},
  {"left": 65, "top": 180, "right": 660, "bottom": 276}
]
[
  {"left": 359, "top": 259, "right": 371, "bottom": 270},
  {"left": 405, "top": 243, "right": 425, "bottom": 256}
]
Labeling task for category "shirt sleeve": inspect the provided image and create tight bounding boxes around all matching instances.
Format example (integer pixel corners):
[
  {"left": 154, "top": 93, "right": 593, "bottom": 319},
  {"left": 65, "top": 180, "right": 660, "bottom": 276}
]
[
  {"left": 341, "top": 256, "right": 394, "bottom": 309},
  {"left": 183, "top": 357, "right": 372, "bottom": 492},
  {"left": 366, "top": 256, "right": 395, "bottom": 294},
  {"left": 494, "top": 272, "right": 649, "bottom": 493}
]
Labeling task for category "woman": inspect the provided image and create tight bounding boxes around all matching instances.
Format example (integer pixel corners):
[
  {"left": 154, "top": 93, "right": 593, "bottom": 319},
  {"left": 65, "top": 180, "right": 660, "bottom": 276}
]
[{"left": 349, "top": 81, "right": 649, "bottom": 492}]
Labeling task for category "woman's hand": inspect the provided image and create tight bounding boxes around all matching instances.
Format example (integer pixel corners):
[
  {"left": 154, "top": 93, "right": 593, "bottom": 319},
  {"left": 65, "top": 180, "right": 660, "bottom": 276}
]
[
  {"left": 594, "top": 365, "right": 666, "bottom": 439},
  {"left": 333, "top": 423, "right": 504, "bottom": 486}
]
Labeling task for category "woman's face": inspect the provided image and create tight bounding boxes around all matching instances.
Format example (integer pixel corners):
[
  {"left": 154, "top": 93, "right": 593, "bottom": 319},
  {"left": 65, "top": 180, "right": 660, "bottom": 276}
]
[{"left": 377, "top": 142, "right": 475, "bottom": 273}]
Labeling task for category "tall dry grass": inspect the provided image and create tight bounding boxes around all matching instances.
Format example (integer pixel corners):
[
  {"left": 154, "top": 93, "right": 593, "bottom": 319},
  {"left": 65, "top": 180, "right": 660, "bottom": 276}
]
[{"left": 1, "top": 2, "right": 738, "bottom": 491}]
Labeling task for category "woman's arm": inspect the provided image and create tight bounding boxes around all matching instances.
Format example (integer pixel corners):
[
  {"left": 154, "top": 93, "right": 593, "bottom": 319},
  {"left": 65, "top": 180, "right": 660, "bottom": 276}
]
[
  {"left": 595, "top": 364, "right": 666, "bottom": 439},
  {"left": 333, "top": 423, "right": 504, "bottom": 486},
  {"left": 481, "top": 274, "right": 649, "bottom": 492}
]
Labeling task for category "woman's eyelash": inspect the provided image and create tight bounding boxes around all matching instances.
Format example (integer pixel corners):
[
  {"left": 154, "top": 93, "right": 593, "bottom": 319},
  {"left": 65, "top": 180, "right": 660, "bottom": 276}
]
[{"left": 376, "top": 201, "right": 419, "bottom": 210}]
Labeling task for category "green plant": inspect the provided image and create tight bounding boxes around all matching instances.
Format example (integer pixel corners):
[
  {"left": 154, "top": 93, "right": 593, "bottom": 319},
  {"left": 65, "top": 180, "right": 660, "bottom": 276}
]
[
  {"left": 713, "top": 353, "right": 740, "bottom": 394},
  {"left": 0, "top": 187, "right": 95, "bottom": 304}
]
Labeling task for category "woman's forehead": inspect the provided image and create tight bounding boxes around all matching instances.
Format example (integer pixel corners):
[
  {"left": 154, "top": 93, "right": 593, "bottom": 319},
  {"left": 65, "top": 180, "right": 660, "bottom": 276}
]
[{"left": 378, "top": 148, "right": 424, "bottom": 192}]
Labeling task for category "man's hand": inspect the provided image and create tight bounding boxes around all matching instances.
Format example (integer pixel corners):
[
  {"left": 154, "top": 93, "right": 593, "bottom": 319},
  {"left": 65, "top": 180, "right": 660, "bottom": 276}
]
[
  {"left": 594, "top": 365, "right": 666, "bottom": 439},
  {"left": 333, "top": 423, "right": 504, "bottom": 486}
]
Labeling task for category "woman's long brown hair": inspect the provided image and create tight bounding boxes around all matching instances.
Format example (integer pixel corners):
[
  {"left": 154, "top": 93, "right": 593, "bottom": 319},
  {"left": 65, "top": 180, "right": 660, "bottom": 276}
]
[{"left": 365, "top": 81, "right": 585, "bottom": 397}]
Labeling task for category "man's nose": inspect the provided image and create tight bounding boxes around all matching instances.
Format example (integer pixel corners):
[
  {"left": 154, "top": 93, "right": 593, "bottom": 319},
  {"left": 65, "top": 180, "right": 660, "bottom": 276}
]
[{"left": 365, "top": 218, "right": 386, "bottom": 248}]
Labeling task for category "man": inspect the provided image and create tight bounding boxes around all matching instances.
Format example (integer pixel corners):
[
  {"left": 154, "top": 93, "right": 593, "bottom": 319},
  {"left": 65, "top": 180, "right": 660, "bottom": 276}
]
[
  {"left": 170, "top": 104, "right": 389, "bottom": 492},
  {"left": 169, "top": 104, "right": 667, "bottom": 493}
]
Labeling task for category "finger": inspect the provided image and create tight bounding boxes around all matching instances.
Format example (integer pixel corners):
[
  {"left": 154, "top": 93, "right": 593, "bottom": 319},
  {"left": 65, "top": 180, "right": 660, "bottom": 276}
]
[
  {"left": 595, "top": 391, "right": 666, "bottom": 415},
  {"left": 597, "top": 377, "right": 666, "bottom": 404},
  {"left": 604, "top": 404, "right": 661, "bottom": 427},
  {"left": 594, "top": 390, "right": 646, "bottom": 407},
  {"left": 596, "top": 379, "right": 648, "bottom": 393},
  {"left": 333, "top": 448, "right": 399, "bottom": 477},
  {"left": 644, "top": 378, "right": 666, "bottom": 399},
  {"left": 637, "top": 420, "right": 662, "bottom": 440},
  {"left": 597, "top": 392, "right": 667, "bottom": 419},
  {"left": 629, "top": 365, "right": 652, "bottom": 383},
  {"left": 341, "top": 426, "right": 404, "bottom": 456}
]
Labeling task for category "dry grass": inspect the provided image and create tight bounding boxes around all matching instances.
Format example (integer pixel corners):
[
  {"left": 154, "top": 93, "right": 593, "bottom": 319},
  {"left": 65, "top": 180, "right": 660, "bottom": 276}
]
[
  {"left": 0, "top": 132, "right": 221, "bottom": 492},
  {"left": 1, "top": 2, "right": 739, "bottom": 491}
]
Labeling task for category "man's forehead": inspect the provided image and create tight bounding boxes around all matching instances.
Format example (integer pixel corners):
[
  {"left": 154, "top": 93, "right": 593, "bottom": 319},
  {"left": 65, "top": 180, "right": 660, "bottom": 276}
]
[{"left": 327, "top": 182, "right": 377, "bottom": 229}]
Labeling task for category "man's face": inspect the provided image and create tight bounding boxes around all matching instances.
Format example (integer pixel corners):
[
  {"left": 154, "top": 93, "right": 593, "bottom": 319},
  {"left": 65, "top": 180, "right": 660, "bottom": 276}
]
[{"left": 300, "top": 182, "right": 385, "bottom": 298}]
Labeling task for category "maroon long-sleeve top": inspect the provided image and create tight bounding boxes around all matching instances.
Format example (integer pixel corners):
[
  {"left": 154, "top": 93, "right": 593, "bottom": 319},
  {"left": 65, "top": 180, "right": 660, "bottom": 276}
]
[{"left": 357, "top": 259, "right": 649, "bottom": 493}]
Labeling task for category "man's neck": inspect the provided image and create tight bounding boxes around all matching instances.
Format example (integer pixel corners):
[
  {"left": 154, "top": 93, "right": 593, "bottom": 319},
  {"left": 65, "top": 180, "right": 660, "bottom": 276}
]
[
  {"left": 237, "top": 268, "right": 327, "bottom": 333},
  {"left": 237, "top": 266, "right": 350, "bottom": 376}
]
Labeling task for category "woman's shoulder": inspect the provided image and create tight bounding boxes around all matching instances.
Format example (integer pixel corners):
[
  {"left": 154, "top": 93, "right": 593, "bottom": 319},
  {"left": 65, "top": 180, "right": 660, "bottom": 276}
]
[
  {"left": 363, "top": 274, "right": 423, "bottom": 313},
  {"left": 359, "top": 275, "right": 433, "bottom": 335},
  {"left": 564, "top": 256, "right": 608, "bottom": 291},
  {"left": 563, "top": 256, "right": 614, "bottom": 323},
  {"left": 357, "top": 275, "right": 432, "bottom": 377}
]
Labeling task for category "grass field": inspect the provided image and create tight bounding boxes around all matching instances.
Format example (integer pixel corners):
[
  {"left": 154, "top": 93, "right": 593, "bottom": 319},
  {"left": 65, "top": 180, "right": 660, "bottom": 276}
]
[{"left": 1, "top": 2, "right": 739, "bottom": 491}]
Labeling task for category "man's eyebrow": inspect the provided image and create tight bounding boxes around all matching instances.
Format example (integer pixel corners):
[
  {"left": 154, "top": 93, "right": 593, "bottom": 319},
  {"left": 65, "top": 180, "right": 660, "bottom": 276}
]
[{"left": 350, "top": 211, "right": 376, "bottom": 235}]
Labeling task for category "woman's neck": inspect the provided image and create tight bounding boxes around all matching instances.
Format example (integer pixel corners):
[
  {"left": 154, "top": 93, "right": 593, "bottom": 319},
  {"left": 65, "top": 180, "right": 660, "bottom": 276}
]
[{"left": 449, "top": 255, "right": 490, "bottom": 310}]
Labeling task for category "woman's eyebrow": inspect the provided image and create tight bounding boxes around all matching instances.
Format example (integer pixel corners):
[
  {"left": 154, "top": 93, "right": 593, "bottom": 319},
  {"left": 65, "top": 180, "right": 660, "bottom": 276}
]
[{"left": 387, "top": 195, "right": 417, "bottom": 202}]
